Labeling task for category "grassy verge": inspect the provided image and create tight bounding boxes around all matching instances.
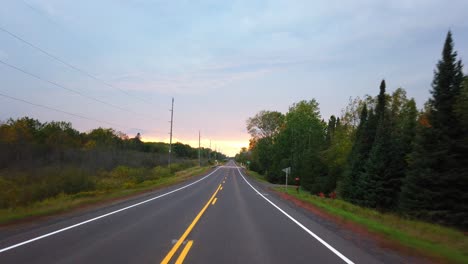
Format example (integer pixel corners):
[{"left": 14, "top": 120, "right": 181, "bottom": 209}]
[
  {"left": 273, "top": 186, "right": 467, "bottom": 264},
  {"left": 244, "top": 169, "right": 269, "bottom": 183},
  {"left": 0, "top": 166, "right": 210, "bottom": 225}
]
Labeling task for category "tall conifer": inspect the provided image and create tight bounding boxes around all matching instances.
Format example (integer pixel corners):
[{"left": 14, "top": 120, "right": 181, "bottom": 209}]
[
  {"left": 342, "top": 104, "right": 374, "bottom": 202},
  {"left": 360, "top": 80, "right": 395, "bottom": 208},
  {"left": 400, "top": 31, "right": 467, "bottom": 228}
]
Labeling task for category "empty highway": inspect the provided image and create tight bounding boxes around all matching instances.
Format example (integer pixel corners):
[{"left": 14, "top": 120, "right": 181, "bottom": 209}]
[{"left": 0, "top": 161, "right": 410, "bottom": 263}]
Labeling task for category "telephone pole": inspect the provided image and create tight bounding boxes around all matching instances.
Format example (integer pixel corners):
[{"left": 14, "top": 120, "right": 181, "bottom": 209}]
[
  {"left": 209, "top": 140, "right": 211, "bottom": 161},
  {"left": 198, "top": 130, "right": 201, "bottom": 167},
  {"left": 168, "top": 97, "right": 174, "bottom": 168}
]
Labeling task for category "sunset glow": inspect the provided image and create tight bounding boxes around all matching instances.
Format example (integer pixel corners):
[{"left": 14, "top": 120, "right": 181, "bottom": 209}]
[{"left": 142, "top": 135, "right": 249, "bottom": 157}]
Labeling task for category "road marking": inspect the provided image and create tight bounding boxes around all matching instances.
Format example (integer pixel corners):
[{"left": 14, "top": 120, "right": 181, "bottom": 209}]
[
  {"left": 211, "top": 198, "right": 218, "bottom": 205},
  {"left": 0, "top": 167, "right": 222, "bottom": 254},
  {"left": 223, "top": 180, "right": 225, "bottom": 183},
  {"left": 175, "top": 240, "right": 193, "bottom": 264},
  {"left": 236, "top": 167, "right": 355, "bottom": 264},
  {"left": 161, "top": 184, "right": 222, "bottom": 264},
  {"left": 220, "top": 186, "right": 223, "bottom": 190}
]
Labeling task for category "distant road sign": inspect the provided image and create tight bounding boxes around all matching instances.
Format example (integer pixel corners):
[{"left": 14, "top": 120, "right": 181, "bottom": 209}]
[{"left": 282, "top": 167, "right": 291, "bottom": 174}]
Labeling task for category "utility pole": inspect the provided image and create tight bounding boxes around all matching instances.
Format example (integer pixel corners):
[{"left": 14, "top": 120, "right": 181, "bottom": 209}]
[
  {"left": 209, "top": 140, "right": 211, "bottom": 161},
  {"left": 168, "top": 97, "right": 174, "bottom": 168},
  {"left": 198, "top": 130, "right": 201, "bottom": 167}
]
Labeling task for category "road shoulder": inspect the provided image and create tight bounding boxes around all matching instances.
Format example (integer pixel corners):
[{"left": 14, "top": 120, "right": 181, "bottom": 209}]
[{"left": 242, "top": 169, "right": 432, "bottom": 264}]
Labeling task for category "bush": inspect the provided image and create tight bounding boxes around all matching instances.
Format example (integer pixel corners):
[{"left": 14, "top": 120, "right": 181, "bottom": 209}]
[
  {"left": 169, "top": 163, "right": 184, "bottom": 173},
  {"left": 0, "top": 166, "right": 96, "bottom": 208},
  {"left": 61, "top": 167, "right": 95, "bottom": 194},
  {"left": 152, "top": 166, "right": 171, "bottom": 178},
  {"left": 0, "top": 177, "right": 20, "bottom": 208},
  {"left": 0, "top": 162, "right": 195, "bottom": 210}
]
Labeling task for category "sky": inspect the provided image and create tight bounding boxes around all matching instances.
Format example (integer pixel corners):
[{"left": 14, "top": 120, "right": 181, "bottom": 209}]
[{"left": 1, "top": 0, "right": 467, "bottom": 156}]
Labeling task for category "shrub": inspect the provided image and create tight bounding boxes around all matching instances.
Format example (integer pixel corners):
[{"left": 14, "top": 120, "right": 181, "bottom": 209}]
[
  {"left": 0, "top": 177, "right": 20, "bottom": 208},
  {"left": 152, "top": 166, "right": 171, "bottom": 178}
]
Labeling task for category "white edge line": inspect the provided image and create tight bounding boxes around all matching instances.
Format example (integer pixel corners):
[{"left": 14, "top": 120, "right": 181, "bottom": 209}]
[
  {"left": 0, "top": 167, "right": 221, "bottom": 254},
  {"left": 236, "top": 167, "right": 354, "bottom": 264}
]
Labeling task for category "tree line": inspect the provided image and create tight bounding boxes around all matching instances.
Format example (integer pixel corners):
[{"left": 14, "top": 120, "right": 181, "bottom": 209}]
[
  {"left": 0, "top": 117, "right": 226, "bottom": 208},
  {"left": 236, "top": 31, "right": 468, "bottom": 229},
  {"left": 0, "top": 118, "right": 225, "bottom": 170}
]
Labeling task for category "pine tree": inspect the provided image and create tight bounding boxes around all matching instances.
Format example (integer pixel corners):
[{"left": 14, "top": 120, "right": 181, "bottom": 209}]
[
  {"left": 360, "top": 80, "right": 396, "bottom": 209},
  {"left": 326, "top": 115, "right": 337, "bottom": 146},
  {"left": 400, "top": 31, "right": 467, "bottom": 228},
  {"left": 377, "top": 93, "right": 419, "bottom": 210},
  {"left": 341, "top": 103, "right": 376, "bottom": 203},
  {"left": 455, "top": 77, "right": 468, "bottom": 128},
  {"left": 454, "top": 77, "right": 468, "bottom": 228},
  {"left": 387, "top": 98, "right": 418, "bottom": 205},
  {"left": 321, "top": 115, "right": 338, "bottom": 193}
]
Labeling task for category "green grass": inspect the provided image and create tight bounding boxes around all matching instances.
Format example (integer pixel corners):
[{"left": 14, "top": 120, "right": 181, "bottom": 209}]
[
  {"left": 272, "top": 186, "right": 467, "bottom": 264},
  {"left": 245, "top": 169, "right": 269, "bottom": 183},
  {"left": 0, "top": 166, "right": 211, "bottom": 225}
]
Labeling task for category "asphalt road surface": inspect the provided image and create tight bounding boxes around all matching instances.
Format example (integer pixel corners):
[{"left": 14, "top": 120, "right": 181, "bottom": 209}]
[{"left": 0, "top": 160, "right": 406, "bottom": 264}]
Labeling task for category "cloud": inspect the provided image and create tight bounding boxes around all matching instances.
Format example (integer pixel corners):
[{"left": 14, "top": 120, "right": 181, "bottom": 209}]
[
  {"left": 112, "top": 68, "right": 270, "bottom": 95},
  {"left": 104, "top": 51, "right": 344, "bottom": 95},
  {"left": 5, "top": 0, "right": 468, "bottom": 154},
  {"left": 92, "top": 0, "right": 468, "bottom": 96}
]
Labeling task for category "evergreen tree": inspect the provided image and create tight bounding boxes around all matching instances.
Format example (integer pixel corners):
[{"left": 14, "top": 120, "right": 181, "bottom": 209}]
[
  {"left": 320, "top": 115, "right": 338, "bottom": 193},
  {"left": 341, "top": 103, "right": 376, "bottom": 203},
  {"left": 454, "top": 77, "right": 468, "bottom": 227},
  {"left": 326, "top": 115, "right": 337, "bottom": 145},
  {"left": 455, "top": 77, "right": 468, "bottom": 128},
  {"left": 400, "top": 31, "right": 467, "bottom": 228},
  {"left": 386, "top": 97, "right": 418, "bottom": 206},
  {"left": 360, "top": 80, "right": 396, "bottom": 209}
]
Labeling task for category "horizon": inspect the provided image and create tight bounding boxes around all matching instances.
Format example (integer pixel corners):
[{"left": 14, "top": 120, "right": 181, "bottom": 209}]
[{"left": 1, "top": 1, "right": 468, "bottom": 156}]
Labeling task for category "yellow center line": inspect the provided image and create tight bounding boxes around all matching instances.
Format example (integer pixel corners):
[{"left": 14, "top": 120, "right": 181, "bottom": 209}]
[
  {"left": 220, "top": 186, "right": 223, "bottom": 190},
  {"left": 160, "top": 184, "right": 222, "bottom": 264},
  {"left": 211, "top": 198, "right": 218, "bottom": 205},
  {"left": 175, "top": 240, "right": 194, "bottom": 264}
]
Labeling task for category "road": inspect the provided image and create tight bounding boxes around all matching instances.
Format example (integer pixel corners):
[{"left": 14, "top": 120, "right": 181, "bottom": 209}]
[{"left": 0, "top": 161, "right": 402, "bottom": 263}]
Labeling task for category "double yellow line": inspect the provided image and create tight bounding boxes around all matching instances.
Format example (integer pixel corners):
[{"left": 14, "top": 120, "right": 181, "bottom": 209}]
[{"left": 161, "top": 183, "right": 222, "bottom": 264}]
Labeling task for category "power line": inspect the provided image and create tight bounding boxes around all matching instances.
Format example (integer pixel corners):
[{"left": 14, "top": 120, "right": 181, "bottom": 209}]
[
  {"left": 0, "top": 91, "right": 143, "bottom": 131},
  {"left": 0, "top": 26, "right": 153, "bottom": 106},
  {"left": 0, "top": 59, "right": 156, "bottom": 121}
]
